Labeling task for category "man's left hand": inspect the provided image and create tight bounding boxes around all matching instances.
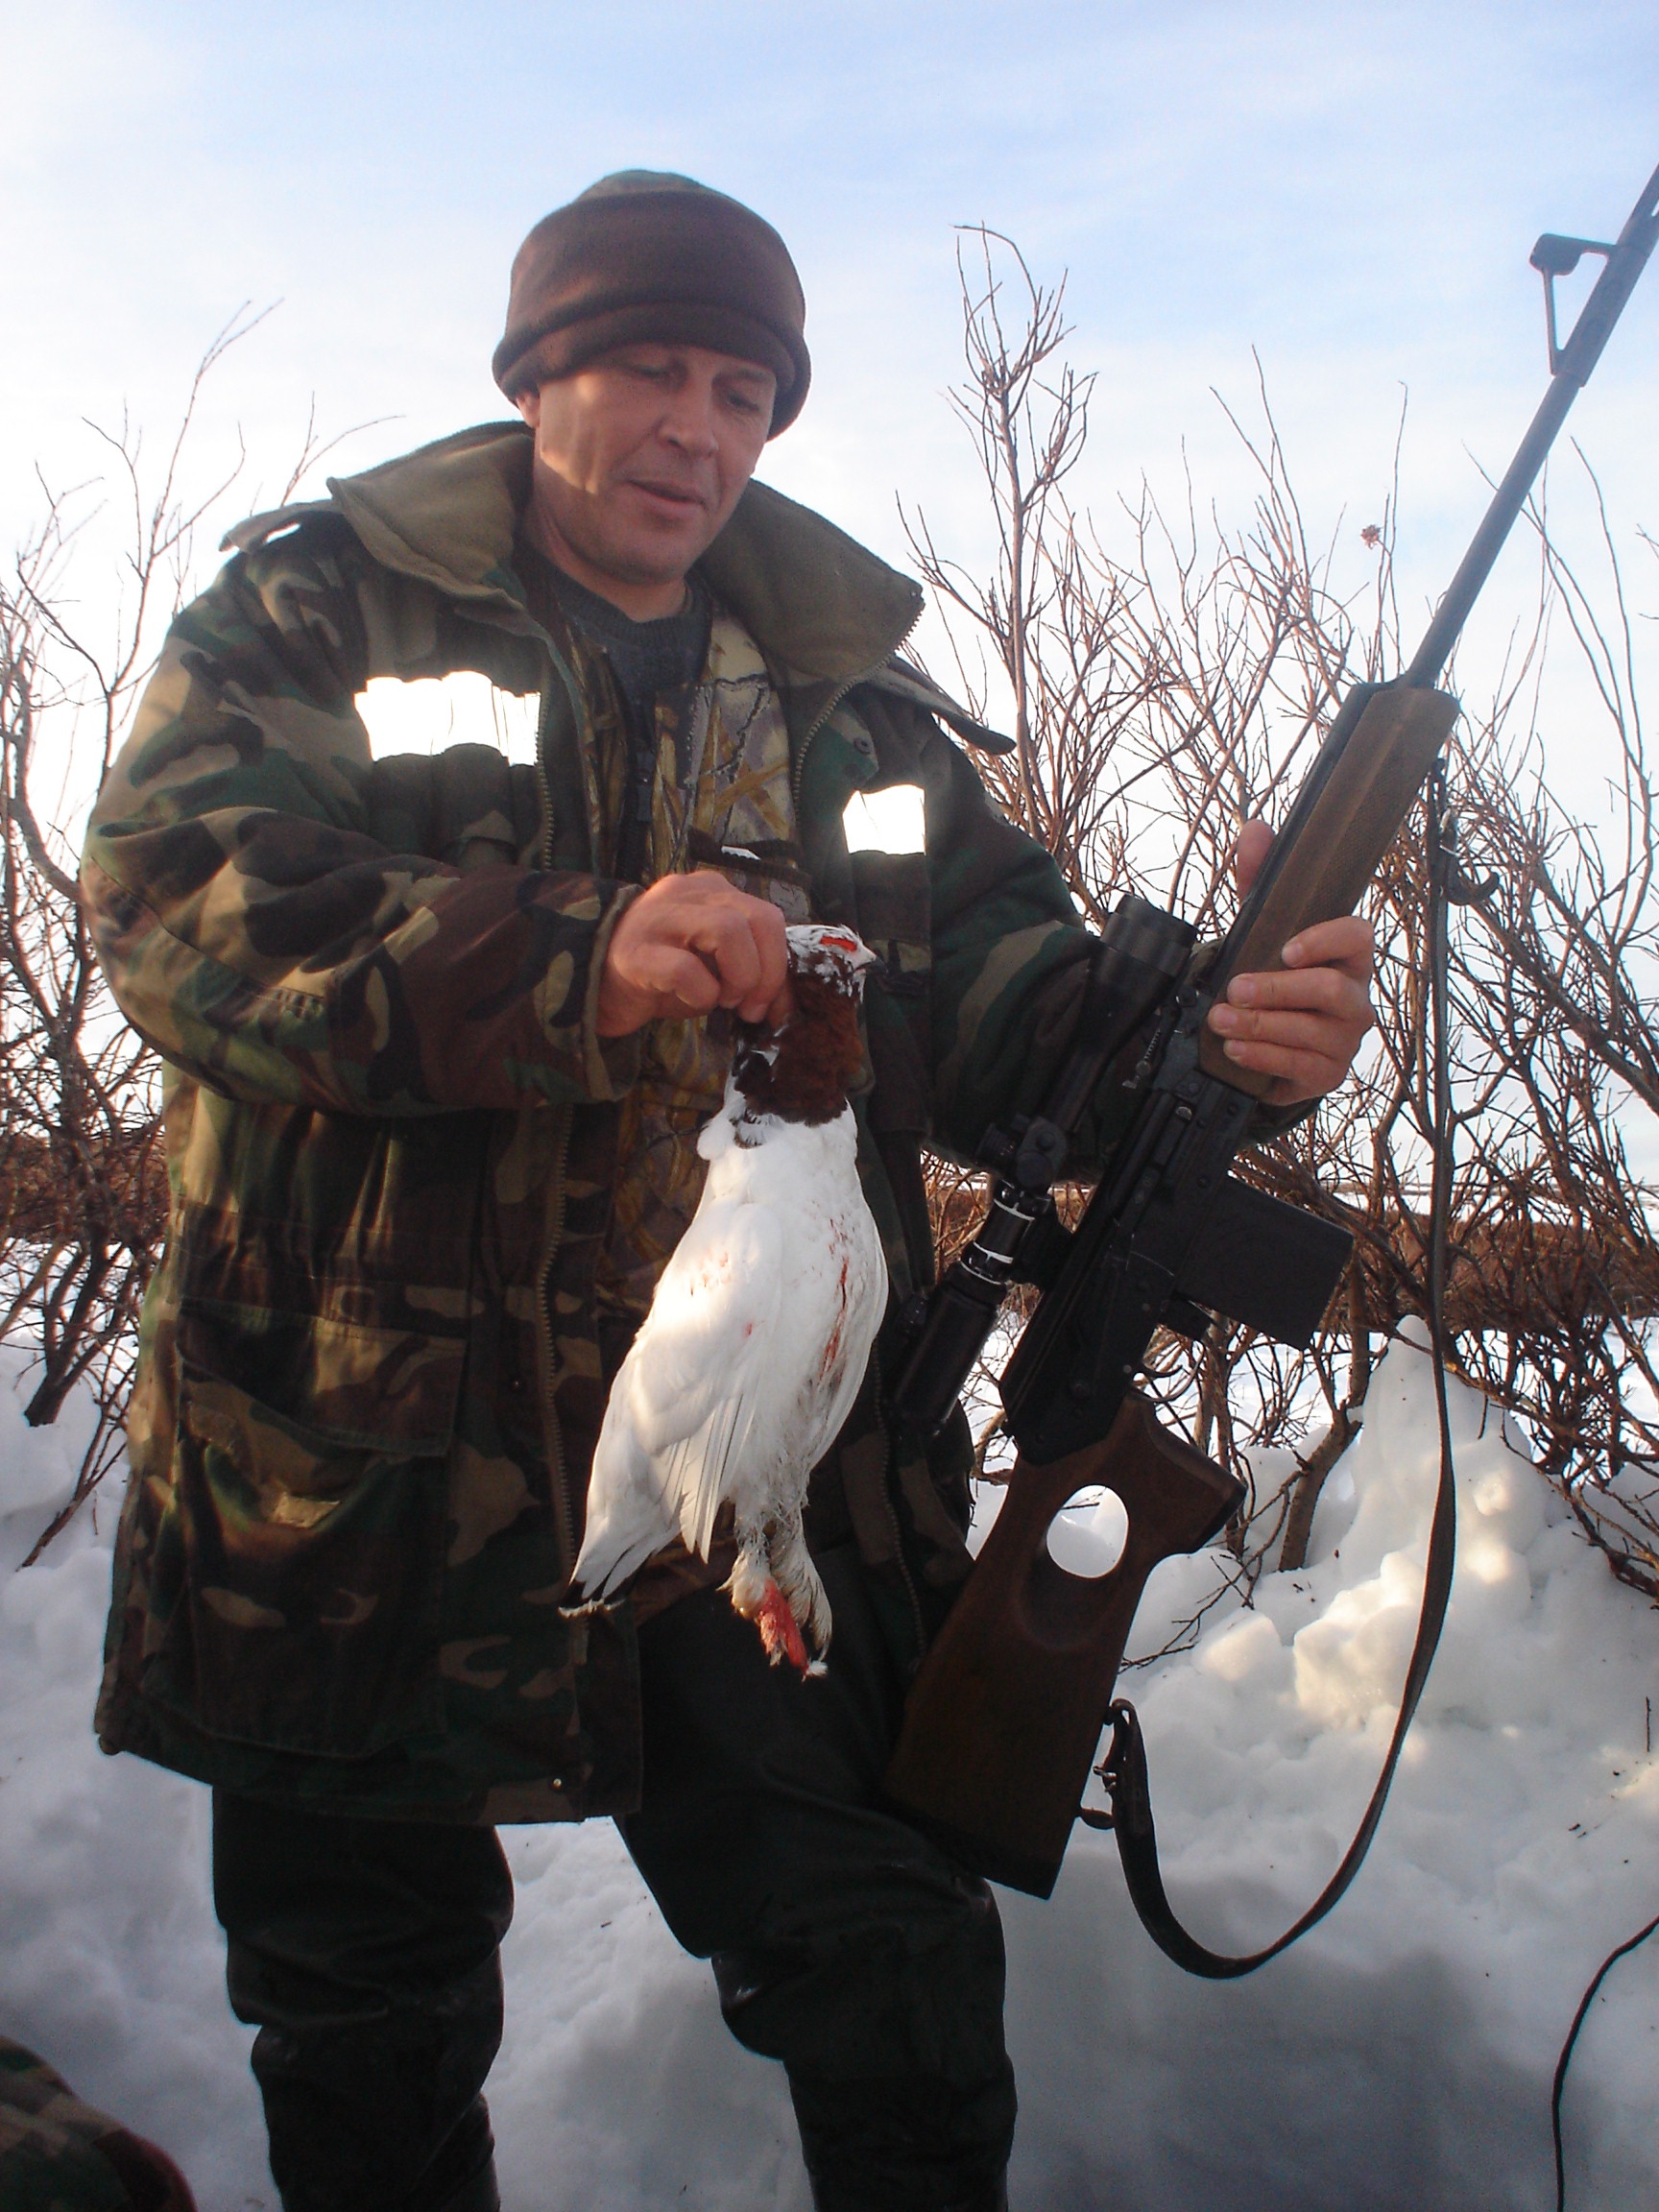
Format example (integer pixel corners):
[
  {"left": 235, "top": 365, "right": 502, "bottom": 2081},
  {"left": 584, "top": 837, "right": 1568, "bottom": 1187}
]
[{"left": 1205, "top": 818, "right": 1375, "bottom": 1106}]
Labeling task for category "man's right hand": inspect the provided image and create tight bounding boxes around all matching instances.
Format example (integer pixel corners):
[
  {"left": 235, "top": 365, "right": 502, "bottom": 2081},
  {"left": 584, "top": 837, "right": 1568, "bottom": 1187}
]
[{"left": 597, "top": 871, "right": 793, "bottom": 1038}]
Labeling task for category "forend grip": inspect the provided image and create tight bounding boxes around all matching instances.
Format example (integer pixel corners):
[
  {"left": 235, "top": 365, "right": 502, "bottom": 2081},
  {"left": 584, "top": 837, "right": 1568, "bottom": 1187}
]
[{"left": 1196, "top": 684, "right": 1459, "bottom": 1095}]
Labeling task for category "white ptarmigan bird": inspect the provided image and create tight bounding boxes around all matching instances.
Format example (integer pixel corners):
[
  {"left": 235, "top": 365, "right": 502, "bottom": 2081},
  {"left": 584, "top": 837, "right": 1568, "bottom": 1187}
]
[{"left": 573, "top": 925, "right": 889, "bottom": 1671}]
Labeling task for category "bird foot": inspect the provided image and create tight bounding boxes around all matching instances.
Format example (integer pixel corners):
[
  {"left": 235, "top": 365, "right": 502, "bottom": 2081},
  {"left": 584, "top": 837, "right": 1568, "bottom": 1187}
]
[
  {"left": 732, "top": 1574, "right": 813, "bottom": 1673},
  {"left": 753, "top": 1579, "right": 811, "bottom": 1672}
]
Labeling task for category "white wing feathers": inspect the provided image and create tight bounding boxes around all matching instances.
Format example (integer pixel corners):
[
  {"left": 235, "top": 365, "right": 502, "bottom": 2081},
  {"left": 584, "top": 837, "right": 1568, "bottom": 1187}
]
[
  {"left": 573, "top": 1100, "right": 886, "bottom": 1603},
  {"left": 590, "top": 1198, "right": 782, "bottom": 1579}
]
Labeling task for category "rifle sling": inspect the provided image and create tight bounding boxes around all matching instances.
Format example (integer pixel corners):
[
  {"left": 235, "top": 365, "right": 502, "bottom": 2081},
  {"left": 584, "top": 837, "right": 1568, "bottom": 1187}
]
[{"left": 1082, "top": 765, "right": 1461, "bottom": 1981}]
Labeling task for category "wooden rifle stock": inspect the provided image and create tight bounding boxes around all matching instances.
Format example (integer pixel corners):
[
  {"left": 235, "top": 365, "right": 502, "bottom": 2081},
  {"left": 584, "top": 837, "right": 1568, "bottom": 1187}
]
[{"left": 884, "top": 1395, "right": 1241, "bottom": 1898}]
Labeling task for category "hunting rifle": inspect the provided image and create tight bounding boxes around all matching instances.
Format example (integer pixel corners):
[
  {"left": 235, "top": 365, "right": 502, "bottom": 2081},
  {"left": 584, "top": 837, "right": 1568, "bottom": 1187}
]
[{"left": 884, "top": 157, "right": 1659, "bottom": 1939}]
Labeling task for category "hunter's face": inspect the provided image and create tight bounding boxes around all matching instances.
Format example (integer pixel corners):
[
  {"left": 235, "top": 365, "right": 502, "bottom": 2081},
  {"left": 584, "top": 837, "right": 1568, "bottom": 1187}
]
[{"left": 516, "top": 343, "right": 776, "bottom": 616}]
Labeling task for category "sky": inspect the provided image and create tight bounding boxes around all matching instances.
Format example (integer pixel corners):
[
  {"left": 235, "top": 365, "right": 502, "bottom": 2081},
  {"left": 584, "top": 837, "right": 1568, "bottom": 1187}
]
[{"left": 5, "top": 0, "right": 1658, "bottom": 774}]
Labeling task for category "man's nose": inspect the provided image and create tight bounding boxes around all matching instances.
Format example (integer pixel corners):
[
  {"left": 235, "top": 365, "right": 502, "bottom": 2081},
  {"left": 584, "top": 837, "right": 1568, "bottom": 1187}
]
[{"left": 658, "top": 382, "right": 720, "bottom": 456}]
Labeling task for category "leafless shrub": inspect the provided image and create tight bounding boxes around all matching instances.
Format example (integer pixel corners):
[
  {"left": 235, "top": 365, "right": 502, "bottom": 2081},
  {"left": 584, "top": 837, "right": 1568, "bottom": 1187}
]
[
  {"left": 0, "top": 314, "right": 379, "bottom": 1556},
  {"left": 916, "top": 228, "right": 1659, "bottom": 1616}
]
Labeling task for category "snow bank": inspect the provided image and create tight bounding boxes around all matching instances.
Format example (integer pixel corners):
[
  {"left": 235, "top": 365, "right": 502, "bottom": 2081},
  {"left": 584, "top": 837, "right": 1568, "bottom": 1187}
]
[
  {"left": 0, "top": 1337, "right": 1654, "bottom": 2210},
  {"left": 998, "top": 1334, "right": 1659, "bottom": 2211},
  {"left": 0, "top": 1357, "right": 262, "bottom": 2189}
]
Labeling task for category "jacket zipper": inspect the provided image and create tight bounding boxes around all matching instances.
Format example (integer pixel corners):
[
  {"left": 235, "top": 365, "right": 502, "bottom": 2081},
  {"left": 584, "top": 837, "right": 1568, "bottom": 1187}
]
[
  {"left": 531, "top": 651, "right": 586, "bottom": 1580},
  {"left": 790, "top": 599, "right": 923, "bottom": 808},
  {"left": 537, "top": 1104, "right": 578, "bottom": 1575}
]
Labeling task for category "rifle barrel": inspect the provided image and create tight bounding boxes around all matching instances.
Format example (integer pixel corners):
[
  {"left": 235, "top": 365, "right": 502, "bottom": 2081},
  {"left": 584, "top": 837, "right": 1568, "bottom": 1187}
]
[{"left": 1405, "top": 156, "right": 1659, "bottom": 690}]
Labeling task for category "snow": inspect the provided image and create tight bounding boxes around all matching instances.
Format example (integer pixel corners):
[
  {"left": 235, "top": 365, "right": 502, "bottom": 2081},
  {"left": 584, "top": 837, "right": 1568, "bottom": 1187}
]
[{"left": 1, "top": 1334, "right": 1655, "bottom": 2211}]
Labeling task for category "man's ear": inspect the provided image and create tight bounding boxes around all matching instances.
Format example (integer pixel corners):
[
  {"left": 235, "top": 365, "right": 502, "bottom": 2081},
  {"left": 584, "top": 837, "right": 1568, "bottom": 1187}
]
[{"left": 513, "top": 385, "right": 541, "bottom": 429}]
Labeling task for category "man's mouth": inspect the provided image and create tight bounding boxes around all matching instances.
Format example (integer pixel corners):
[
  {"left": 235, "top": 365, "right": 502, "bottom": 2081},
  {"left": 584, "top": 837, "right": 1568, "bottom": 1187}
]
[{"left": 626, "top": 478, "right": 708, "bottom": 513}]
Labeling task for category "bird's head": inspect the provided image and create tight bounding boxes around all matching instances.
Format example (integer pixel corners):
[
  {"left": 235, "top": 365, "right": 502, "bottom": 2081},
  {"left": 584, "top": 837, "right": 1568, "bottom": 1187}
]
[
  {"left": 733, "top": 924, "right": 878, "bottom": 1125},
  {"left": 782, "top": 925, "right": 879, "bottom": 992}
]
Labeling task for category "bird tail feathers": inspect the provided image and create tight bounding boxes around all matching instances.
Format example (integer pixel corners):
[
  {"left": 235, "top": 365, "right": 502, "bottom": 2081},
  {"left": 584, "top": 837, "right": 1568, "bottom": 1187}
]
[
  {"left": 571, "top": 1515, "right": 665, "bottom": 1599},
  {"left": 666, "top": 1384, "right": 757, "bottom": 1559}
]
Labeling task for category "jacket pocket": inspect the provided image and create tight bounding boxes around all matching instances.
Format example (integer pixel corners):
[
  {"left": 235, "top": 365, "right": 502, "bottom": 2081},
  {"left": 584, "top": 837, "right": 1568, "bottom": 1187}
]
[
  {"left": 149, "top": 1346, "right": 454, "bottom": 1757},
  {"left": 176, "top": 1292, "right": 467, "bottom": 1454}
]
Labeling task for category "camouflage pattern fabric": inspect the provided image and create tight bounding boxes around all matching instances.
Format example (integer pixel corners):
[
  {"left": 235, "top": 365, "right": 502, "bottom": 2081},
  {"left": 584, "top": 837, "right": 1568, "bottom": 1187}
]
[
  {"left": 83, "top": 421, "right": 1103, "bottom": 1822},
  {"left": 0, "top": 2036, "right": 196, "bottom": 2211},
  {"left": 586, "top": 606, "right": 812, "bottom": 1329}
]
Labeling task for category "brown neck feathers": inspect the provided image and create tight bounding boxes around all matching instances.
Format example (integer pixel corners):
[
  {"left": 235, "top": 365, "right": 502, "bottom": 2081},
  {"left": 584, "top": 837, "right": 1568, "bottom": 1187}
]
[{"left": 734, "top": 966, "right": 863, "bottom": 1125}]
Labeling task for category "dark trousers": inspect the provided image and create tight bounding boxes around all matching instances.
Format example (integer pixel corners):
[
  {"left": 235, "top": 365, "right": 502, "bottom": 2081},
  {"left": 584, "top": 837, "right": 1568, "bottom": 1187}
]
[{"left": 213, "top": 1546, "right": 1015, "bottom": 2212}]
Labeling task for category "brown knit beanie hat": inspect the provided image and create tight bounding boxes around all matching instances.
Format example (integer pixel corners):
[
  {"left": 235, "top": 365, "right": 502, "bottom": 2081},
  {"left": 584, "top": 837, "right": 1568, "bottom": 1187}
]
[{"left": 493, "top": 171, "right": 810, "bottom": 436}]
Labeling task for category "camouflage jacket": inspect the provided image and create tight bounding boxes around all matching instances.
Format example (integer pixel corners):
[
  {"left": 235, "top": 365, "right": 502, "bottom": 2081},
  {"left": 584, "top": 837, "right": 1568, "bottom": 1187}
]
[{"left": 84, "top": 421, "right": 1106, "bottom": 1823}]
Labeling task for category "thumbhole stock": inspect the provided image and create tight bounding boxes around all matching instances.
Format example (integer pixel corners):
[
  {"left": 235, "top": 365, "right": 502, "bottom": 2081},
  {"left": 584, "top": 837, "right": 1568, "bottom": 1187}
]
[{"left": 1043, "top": 1488, "right": 1129, "bottom": 1580}]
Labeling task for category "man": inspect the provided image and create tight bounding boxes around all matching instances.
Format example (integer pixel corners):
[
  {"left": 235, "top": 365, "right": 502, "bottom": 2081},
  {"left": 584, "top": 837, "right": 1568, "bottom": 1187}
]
[{"left": 84, "top": 173, "right": 1373, "bottom": 2211}]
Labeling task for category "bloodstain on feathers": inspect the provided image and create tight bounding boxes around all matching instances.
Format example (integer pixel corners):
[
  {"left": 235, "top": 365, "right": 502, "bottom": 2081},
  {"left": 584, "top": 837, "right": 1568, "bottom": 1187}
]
[
  {"left": 750, "top": 1578, "right": 811, "bottom": 1671},
  {"left": 817, "top": 1257, "right": 850, "bottom": 1381}
]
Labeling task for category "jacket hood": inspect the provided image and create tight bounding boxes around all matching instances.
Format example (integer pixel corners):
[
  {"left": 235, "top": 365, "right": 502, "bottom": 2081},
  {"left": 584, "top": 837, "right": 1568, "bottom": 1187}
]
[{"left": 224, "top": 421, "right": 1009, "bottom": 753}]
